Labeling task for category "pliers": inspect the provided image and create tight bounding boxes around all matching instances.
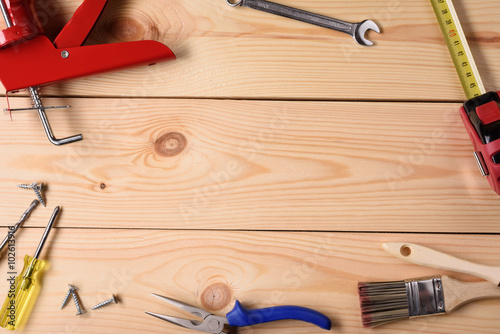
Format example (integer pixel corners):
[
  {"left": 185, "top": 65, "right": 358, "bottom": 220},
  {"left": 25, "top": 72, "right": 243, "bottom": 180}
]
[{"left": 145, "top": 293, "right": 332, "bottom": 333}]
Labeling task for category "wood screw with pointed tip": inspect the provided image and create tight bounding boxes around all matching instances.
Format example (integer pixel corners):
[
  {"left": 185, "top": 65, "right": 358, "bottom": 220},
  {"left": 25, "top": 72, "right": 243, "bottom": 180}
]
[
  {"left": 72, "top": 290, "right": 85, "bottom": 315},
  {"left": 61, "top": 284, "right": 77, "bottom": 309},
  {"left": 91, "top": 294, "right": 118, "bottom": 310},
  {"left": 17, "top": 182, "right": 46, "bottom": 206}
]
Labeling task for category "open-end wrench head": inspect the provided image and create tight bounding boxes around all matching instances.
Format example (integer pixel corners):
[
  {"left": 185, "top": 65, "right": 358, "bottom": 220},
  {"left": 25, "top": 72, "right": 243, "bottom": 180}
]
[{"left": 354, "top": 20, "right": 380, "bottom": 46}]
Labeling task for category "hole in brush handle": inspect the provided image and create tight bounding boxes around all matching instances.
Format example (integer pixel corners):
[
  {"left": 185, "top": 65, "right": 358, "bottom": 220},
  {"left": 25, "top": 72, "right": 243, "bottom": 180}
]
[{"left": 400, "top": 245, "right": 412, "bottom": 257}]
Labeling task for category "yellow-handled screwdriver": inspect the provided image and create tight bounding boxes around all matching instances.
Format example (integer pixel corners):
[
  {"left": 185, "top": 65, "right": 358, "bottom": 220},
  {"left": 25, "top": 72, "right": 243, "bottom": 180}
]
[{"left": 0, "top": 206, "right": 60, "bottom": 330}]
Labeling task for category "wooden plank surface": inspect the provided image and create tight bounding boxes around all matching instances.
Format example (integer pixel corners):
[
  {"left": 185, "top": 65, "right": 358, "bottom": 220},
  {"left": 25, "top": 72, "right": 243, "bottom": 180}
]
[
  {"left": 0, "top": 230, "right": 498, "bottom": 334},
  {"left": 0, "top": 0, "right": 499, "bottom": 333},
  {"left": 1, "top": 97, "right": 500, "bottom": 232},
  {"left": 32, "top": 0, "right": 500, "bottom": 101}
]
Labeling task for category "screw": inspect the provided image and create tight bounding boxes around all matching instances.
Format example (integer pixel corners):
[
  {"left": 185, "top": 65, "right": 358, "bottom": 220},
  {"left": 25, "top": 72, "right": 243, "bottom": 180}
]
[
  {"left": 33, "top": 183, "right": 45, "bottom": 207},
  {"left": 17, "top": 182, "right": 36, "bottom": 190},
  {"left": 61, "top": 284, "right": 77, "bottom": 309},
  {"left": 91, "top": 294, "right": 118, "bottom": 310},
  {"left": 17, "top": 182, "right": 46, "bottom": 207},
  {"left": 72, "top": 290, "right": 85, "bottom": 315}
]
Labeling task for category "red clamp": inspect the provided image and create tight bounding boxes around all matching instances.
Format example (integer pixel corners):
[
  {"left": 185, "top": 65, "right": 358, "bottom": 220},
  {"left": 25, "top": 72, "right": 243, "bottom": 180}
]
[{"left": 0, "top": 0, "right": 176, "bottom": 145}]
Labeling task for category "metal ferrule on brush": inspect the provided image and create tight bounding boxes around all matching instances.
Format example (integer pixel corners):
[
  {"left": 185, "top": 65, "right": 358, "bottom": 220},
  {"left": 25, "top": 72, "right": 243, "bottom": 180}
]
[
  {"left": 406, "top": 276, "right": 446, "bottom": 317},
  {"left": 358, "top": 275, "right": 447, "bottom": 328}
]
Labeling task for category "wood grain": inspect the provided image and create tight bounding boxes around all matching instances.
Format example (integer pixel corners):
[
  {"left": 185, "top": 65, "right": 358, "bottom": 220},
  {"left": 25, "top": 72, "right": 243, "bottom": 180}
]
[
  {"left": 16, "top": 0, "right": 498, "bottom": 101},
  {"left": 0, "top": 1, "right": 499, "bottom": 333},
  {"left": 0, "top": 229, "right": 498, "bottom": 334},
  {"left": 1, "top": 97, "right": 499, "bottom": 232}
]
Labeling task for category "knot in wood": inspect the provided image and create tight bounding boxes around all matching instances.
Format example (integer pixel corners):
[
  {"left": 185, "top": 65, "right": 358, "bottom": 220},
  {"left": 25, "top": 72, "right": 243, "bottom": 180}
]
[
  {"left": 109, "top": 17, "right": 157, "bottom": 42},
  {"left": 155, "top": 132, "right": 187, "bottom": 157},
  {"left": 200, "top": 283, "right": 232, "bottom": 312}
]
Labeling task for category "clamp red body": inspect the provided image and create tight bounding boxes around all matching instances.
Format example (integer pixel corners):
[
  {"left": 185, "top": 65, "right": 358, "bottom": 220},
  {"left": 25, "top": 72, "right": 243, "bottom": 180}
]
[
  {"left": 0, "top": 0, "right": 175, "bottom": 92},
  {"left": 460, "top": 91, "right": 500, "bottom": 195},
  {"left": 0, "top": 0, "right": 42, "bottom": 48},
  {"left": 0, "top": 0, "right": 175, "bottom": 145}
]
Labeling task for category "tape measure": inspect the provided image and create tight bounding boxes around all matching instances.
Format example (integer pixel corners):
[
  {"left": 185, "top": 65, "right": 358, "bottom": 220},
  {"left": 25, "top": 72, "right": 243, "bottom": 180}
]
[
  {"left": 431, "top": 0, "right": 500, "bottom": 196},
  {"left": 430, "top": 0, "right": 486, "bottom": 99}
]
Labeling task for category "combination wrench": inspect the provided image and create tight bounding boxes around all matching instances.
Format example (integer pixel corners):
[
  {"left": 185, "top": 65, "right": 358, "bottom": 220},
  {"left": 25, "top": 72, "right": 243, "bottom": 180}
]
[{"left": 227, "top": 0, "right": 380, "bottom": 46}]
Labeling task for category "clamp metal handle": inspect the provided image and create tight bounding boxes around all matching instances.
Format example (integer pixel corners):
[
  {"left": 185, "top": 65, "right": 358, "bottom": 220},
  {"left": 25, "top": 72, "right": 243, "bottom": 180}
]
[{"left": 29, "top": 87, "right": 83, "bottom": 146}]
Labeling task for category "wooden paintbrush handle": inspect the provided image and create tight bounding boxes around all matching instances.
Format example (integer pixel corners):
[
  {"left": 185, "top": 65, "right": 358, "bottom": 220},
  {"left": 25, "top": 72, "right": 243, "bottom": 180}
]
[
  {"left": 383, "top": 242, "right": 500, "bottom": 285},
  {"left": 442, "top": 275, "right": 500, "bottom": 311}
]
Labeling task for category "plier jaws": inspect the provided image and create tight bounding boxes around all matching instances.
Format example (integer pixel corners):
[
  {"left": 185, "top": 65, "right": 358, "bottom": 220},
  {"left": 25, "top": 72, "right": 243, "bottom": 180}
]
[
  {"left": 146, "top": 292, "right": 332, "bottom": 333},
  {"left": 146, "top": 293, "right": 228, "bottom": 334},
  {"left": 145, "top": 312, "right": 229, "bottom": 334}
]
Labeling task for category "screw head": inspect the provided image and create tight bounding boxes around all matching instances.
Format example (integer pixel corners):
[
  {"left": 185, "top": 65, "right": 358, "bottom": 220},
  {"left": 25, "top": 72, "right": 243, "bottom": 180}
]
[
  {"left": 61, "top": 50, "right": 69, "bottom": 58},
  {"left": 68, "top": 284, "right": 77, "bottom": 291},
  {"left": 111, "top": 294, "right": 118, "bottom": 304}
]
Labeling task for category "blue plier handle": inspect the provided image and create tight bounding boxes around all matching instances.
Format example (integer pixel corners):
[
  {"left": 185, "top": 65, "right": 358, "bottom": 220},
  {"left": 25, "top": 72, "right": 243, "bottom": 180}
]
[{"left": 146, "top": 293, "right": 332, "bottom": 333}]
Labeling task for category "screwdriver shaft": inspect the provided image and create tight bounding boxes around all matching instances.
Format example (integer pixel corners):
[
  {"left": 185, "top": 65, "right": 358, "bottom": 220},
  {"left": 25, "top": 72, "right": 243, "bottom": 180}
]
[{"left": 33, "top": 206, "right": 59, "bottom": 259}]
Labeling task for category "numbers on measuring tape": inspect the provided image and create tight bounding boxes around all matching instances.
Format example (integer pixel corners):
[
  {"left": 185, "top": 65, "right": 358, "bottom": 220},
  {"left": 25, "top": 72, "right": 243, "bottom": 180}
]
[{"left": 431, "top": 0, "right": 485, "bottom": 98}]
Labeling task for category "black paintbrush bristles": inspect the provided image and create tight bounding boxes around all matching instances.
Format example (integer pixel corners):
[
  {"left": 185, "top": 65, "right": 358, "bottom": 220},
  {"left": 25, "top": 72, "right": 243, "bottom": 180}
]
[{"left": 358, "top": 280, "right": 410, "bottom": 328}]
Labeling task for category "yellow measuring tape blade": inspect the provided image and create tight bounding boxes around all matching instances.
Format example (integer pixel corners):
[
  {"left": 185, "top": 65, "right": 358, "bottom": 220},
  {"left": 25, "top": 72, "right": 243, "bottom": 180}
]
[{"left": 431, "top": 0, "right": 486, "bottom": 100}]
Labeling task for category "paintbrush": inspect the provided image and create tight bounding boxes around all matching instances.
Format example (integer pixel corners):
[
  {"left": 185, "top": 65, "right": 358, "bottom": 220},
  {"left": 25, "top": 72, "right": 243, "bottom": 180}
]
[
  {"left": 382, "top": 242, "right": 500, "bottom": 286},
  {"left": 358, "top": 275, "right": 500, "bottom": 328}
]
